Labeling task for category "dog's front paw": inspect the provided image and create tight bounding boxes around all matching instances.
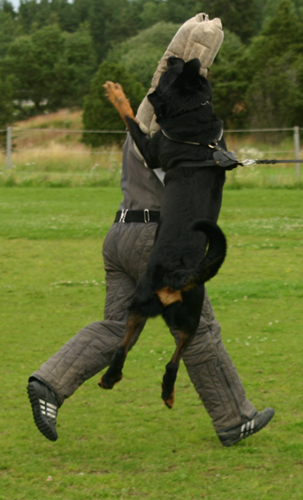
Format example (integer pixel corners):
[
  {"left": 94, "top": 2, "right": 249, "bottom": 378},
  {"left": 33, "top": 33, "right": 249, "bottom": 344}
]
[
  {"left": 103, "top": 81, "right": 135, "bottom": 124},
  {"left": 161, "top": 361, "right": 178, "bottom": 409},
  {"left": 98, "top": 371, "right": 123, "bottom": 389},
  {"left": 103, "top": 81, "right": 124, "bottom": 105},
  {"left": 162, "top": 387, "right": 175, "bottom": 409}
]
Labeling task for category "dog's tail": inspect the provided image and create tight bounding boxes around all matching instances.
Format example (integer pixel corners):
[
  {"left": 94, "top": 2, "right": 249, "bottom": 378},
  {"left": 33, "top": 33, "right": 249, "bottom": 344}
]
[{"left": 169, "top": 220, "right": 226, "bottom": 290}]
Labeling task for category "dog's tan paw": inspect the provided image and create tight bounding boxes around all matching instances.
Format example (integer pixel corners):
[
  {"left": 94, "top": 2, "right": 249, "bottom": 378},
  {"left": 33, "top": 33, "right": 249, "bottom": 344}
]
[
  {"left": 163, "top": 392, "right": 175, "bottom": 409},
  {"left": 103, "top": 81, "right": 124, "bottom": 102},
  {"left": 103, "top": 80, "right": 135, "bottom": 125}
]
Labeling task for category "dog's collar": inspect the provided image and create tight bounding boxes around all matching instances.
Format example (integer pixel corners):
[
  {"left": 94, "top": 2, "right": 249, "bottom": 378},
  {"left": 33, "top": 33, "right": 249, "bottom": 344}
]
[
  {"left": 161, "top": 127, "right": 223, "bottom": 147},
  {"left": 162, "top": 129, "right": 202, "bottom": 145}
]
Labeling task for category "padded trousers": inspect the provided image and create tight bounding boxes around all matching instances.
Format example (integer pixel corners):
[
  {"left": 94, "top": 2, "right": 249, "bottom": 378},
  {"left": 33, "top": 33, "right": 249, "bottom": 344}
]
[{"left": 31, "top": 221, "right": 256, "bottom": 433}]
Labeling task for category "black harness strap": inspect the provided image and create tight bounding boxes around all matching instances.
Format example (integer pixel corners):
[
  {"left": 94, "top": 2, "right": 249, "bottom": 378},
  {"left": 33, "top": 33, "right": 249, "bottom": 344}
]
[
  {"left": 173, "top": 160, "right": 217, "bottom": 168},
  {"left": 161, "top": 129, "right": 241, "bottom": 170},
  {"left": 160, "top": 130, "right": 301, "bottom": 168}
]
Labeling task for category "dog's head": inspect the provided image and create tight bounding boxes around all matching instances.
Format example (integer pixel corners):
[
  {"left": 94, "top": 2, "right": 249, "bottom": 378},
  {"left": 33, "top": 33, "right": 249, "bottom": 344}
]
[
  {"left": 148, "top": 57, "right": 221, "bottom": 144},
  {"left": 148, "top": 57, "right": 213, "bottom": 121}
]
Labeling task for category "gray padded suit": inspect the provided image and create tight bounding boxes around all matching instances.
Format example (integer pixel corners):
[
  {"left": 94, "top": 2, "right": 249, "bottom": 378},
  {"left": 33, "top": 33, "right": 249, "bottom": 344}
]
[{"left": 31, "top": 134, "right": 256, "bottom": 433}]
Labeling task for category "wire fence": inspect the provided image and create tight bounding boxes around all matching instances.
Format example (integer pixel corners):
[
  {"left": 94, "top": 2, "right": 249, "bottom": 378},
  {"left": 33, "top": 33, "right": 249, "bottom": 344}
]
[{"left": 1, "top": 125, "right": 302, "bottom": 183}]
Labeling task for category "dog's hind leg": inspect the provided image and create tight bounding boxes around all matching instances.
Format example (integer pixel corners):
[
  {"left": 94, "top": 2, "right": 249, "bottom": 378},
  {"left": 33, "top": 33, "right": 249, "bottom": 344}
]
[
  {"left": 161, "top": 329, "right": 194, "bottom": 408},
  {"left": 161, "top": 287, "right": 204, "bottom": 408},
  {"left": 99, "top": 312, "right": 146, "bottom": 390}
]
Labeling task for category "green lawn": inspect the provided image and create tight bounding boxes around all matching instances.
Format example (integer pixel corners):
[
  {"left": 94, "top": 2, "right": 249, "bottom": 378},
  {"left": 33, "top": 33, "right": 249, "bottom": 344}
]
[{"left": 0, "top": 187, "right": 303, "bottom": 499}]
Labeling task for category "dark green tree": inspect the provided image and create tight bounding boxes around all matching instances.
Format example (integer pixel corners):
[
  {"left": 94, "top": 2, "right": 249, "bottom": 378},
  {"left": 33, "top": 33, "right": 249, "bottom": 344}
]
[
  {"left": 0, "top": 73, "right": 14, "bottom": 128},
  {"left": 18, "top": 0, "right": 77, "bottom": 33},
  {"left": 87, "top": 0, "right": 143, "bottom": 61},
  {"left": 73, "top": 0, "right": 90, "bottom": 24},
  {"left": 161, "top": 0, "right": 205, "bottom": 24},
  {"left": 5, "top": 24, "right": 97, "bottom": 113},
  {"left": 138, "top": 0, "right": 198, "bottom": 27},
  {"left": 61, "top": 23, "right": 98, "bottom": 106},
  {"left": 244, "top": 0, "right": 303, "bottom": 126},
  {"left": 210, "top": 30, "right": 249, "bottom": 128},
  {"left": 0, "top": 9, "right": 20, "bottom": 58},
  {"left": 82, "top": 61, "right": 145, "bottom": 146},
  {"left": 0, "top": 0, "right": 16, "bottom": 17},
  {"left": 18, "top": 0, "right": 44, "bottom": 32},
  {"left": 261, "top": 0, "right": 303, "bottom": 26},
  {"left": 203, "top": 0, "right": 261, "bottom": 43},
  {"left": 0, "top": 1, "right": 16, "bottom": 129},
  {"left": 49, "top": 0, "right": 79, "bottom": 32},
  {"left": 248, "top": 0, "right": 303, "bottom": 69},
  {"left": 139, "top": 1, "right": 167, "bottom": 28},
  {"left": 106, "top": 22, "right": 181, "bottom": 88},
  {"left": 246, "top": 53, "right": 303, "bottom": 127}
]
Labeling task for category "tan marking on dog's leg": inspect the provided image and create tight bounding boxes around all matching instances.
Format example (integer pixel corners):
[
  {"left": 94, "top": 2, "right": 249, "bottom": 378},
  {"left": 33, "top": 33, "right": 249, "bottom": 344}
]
[
  {"left": 98, "top": 313, "right": 146, "bottom": 389},
  {"left": 156, "top": 286, "right": 183, "bottom": 307},
  {"left": 103, "top": 81, "right": 136, "bottom": 126},
  {"left": 163, "top": 390, "right": 175, "bottom": 409},
  {"left": 161, "top": 330, "right": 194, "bottom": 408},
  {"left": 171, "top": 331, "right": 191, "bottom": 364}
]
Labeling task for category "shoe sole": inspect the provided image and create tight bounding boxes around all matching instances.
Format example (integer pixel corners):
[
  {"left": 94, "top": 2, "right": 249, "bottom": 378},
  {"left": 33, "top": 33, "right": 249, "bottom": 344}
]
[{"left": 27, "top": 384, "right": 58, "bottom": 441}]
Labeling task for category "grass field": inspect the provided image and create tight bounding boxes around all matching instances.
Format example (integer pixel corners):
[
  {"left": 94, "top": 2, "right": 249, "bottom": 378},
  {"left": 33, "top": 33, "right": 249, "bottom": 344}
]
[{"left": 0, "top": 186, "right": 303, "bottom": 499}]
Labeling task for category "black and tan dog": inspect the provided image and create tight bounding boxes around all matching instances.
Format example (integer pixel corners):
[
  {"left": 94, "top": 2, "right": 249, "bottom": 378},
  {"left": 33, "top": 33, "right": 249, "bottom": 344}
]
[{"left": 99, "top": 57, "right": 231, "bottom": 408}]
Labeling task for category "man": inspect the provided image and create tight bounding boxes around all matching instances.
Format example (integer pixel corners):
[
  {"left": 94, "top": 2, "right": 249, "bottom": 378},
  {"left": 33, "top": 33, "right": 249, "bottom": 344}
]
[
  {"left": 28, "top": 133, "right": 274, "bottom": 446},
  {"left": 27, "top": 15, "right": 275, "bottom": 446}
]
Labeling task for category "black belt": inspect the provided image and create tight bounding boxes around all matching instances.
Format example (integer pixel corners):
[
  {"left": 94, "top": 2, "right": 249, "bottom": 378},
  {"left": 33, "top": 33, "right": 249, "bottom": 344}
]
[{"left": 114, "top": 209, "right": 160, "bottom": 223}]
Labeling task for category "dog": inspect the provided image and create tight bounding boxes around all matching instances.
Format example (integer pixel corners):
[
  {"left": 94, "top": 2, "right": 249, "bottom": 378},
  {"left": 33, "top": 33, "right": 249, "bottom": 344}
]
[{"left": 99, "top": 57, "right": 230, "bottom": 408}]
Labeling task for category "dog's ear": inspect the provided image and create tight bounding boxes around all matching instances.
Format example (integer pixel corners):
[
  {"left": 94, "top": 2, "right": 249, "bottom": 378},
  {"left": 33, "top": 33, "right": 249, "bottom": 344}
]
[
  {"left": 147, "top": 89, "right": 165, "bottom": 117},
  {"left": 148, "top": 57, "right": 185, "bottom": 115},
  {"left": 173, "top": 59, "right": 213, "bottom": 102},
  {"left": 157, "top": 57, "right": 185, "bottom": 93},
  {"left": 177, "top": 59, "right": 213, "bottom": 101},
  {"left": 166, "top": 56, "right": 184, "bottom": 69},
  {"left": 180, "top": 58, "right": 201, "bottom": 89},
  {"left": 178, "top": 58, "right": 206, "bottom": 91}
]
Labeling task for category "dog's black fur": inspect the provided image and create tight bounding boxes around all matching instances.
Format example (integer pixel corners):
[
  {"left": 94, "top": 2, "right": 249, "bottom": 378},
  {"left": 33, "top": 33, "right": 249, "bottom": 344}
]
[{"left": 100, "top": 57, "right": 228, "bottom": 407}]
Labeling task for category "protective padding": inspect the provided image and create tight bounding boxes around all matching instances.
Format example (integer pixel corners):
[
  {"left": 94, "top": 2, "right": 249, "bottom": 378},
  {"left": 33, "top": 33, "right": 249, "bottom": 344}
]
[{"left": 136, "top": 14, "right": 224, "bottom": 136}]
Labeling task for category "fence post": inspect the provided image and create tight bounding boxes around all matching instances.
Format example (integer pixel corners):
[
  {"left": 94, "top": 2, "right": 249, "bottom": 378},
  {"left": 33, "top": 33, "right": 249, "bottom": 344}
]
[
  {"left": 294, "top": 126, "right": 300, "bottom": 181},
  {"left": 6, "top": 126, "right": 12, "bottom": 170}
]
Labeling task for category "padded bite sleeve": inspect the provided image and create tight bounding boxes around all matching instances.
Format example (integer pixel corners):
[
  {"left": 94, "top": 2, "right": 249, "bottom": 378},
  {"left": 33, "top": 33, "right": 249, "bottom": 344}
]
[{"left": 136, "top": 14, "right": 224, "bottom": 136}]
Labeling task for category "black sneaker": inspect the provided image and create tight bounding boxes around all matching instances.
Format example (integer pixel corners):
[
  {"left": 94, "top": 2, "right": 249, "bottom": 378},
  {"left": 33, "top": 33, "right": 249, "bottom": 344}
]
[
  {"left": 218, "top": 407, "right": 275, "bottom": 446},
  {"left": 27, "top": 380, "right": 59, "bottom": 441}
]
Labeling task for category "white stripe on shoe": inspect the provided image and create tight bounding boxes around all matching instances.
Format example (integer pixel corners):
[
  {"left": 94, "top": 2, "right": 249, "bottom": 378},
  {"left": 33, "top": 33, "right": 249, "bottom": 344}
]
[
  {"left": 39, "top": 398, "right": 58, "bottom": 420},
  {"left": 240, "top": 420, "right": 255, "bottom": 439}
]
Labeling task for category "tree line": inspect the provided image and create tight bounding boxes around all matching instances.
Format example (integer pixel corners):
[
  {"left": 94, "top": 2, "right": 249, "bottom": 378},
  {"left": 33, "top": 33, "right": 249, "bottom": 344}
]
[{"left": 1, "top": 0, "right": 303, "bottom": 144}]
